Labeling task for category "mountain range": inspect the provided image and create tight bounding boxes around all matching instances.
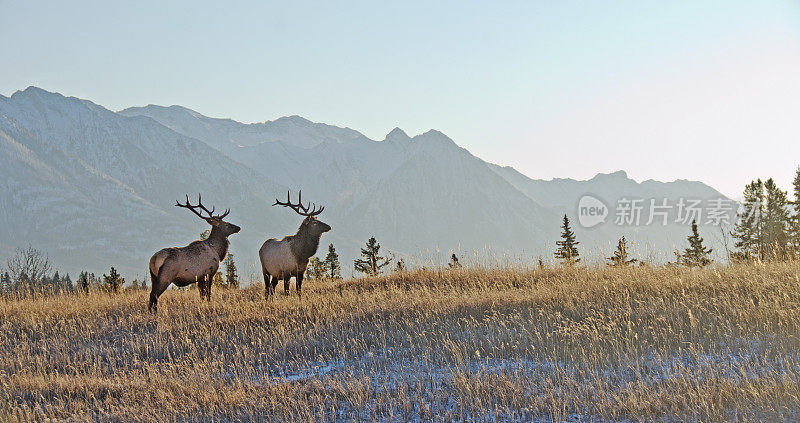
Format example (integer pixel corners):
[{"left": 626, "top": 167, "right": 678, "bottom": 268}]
[{"left": 0, "top": 87, "right": 732, "bottom": 281}]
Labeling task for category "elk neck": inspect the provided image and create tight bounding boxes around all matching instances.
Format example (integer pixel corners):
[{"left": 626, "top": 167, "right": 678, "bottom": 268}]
[
  {"left": 206, "top": 226, "right": 231, "bottom": 260},
  {"left": 291, "top": 221, "right": 322, "bottom": 261}
]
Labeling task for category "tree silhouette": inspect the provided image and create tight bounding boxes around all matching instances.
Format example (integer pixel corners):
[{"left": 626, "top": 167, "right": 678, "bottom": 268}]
[
  {"left": 102, "top": 267, "right": 124, "bottom": 293},
  {"left": 224, "top": 254, "right": 238, "bottom": 289},
  {"left": 354, "top": 237, "right": 391, "bottom": 276},
  {"left": 607, "top": 236, "right": 637, "bottom": 267},
  {"left": 306, "top": 257, "right": 326, "bottom": 279},
  {"left": 448, "top": 253, "right": 462, "bottom": 268},
  {"left": 681, "top": 220, "right": 712, "bottom": 267},
  {"left": 78, "top": 272, "right": 90, "bottom": 294},
  {"left": 763, "top": 178, "right": 791, "bottom": 260},
  {"left": 554, "top": 215, "right": 580, "bottom": 265},
  {"left": 324, "top": 243, "right": 341, "bottom": 279}
]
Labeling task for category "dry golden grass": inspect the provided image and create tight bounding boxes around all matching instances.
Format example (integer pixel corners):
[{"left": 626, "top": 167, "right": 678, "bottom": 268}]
[{"left": 2, "top": 262, "right": 800, "bottom": 422}]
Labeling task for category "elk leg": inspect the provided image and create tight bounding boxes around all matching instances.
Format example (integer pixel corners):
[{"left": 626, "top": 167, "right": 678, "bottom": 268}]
[
  {"left": 270, "top": 276, "right": 279, "bottom": 298},
  {"left": 284, "top": 276, "right": 290, "bottom": 296},
  {"left": 263, "top": 271, "right": 272, "bottom": 299},
  {"left": 205, "top": 275, "right": 212, "bottom": 301},
  {"left": 295, "top": 273, "right": 303, "bottom": 299},
  {"left": 149, "top": 269, "right": 174, "bottom": 314}
]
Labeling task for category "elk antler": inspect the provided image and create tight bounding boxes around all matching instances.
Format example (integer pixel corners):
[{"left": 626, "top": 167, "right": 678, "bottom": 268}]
[
  {"left": 273, "top": 190, "right": 324, "bottom": 217},
  {"left": 176, "top": 193, "right": 230, "bottom": 220}
]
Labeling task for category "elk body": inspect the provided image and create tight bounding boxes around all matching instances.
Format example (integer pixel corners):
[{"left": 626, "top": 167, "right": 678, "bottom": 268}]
[
  {"left": 259, "top": 191, "right": 330, "bottom": 298},
  {"left": 148, "top": 195, "right": 240, "bottom": 313}
]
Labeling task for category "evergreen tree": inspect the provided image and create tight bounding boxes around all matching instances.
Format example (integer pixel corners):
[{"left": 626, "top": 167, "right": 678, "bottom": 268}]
[
  {"left": 63, "top": 274, "right": 73, "bottom": 293},
  {"left": 102, "top": 267, "right": 124, "bottom": 293},
  {"left": 50, "top": 271, "right": 61, "bottom": 294},
  {"left": 448, "top": 253, "right": 462, "bottom": 268},
  {"left": 791, "top": 166, "right": 800, "bottom": 256},
  {"left": 607, "top": 236, "right": 637, "bottom": 267},
  {"left": 763, "top": 178, "right": 791, "bottom": 260},
  {"left": 200, "top": 230, "right": 210, "bottom": 241},
  {"left": 0, "top": 272, "right": 10, "bottom": 296},
  {"left": 306, "top": 257, "right": 326, "bottom": 279},
  {"left": 681, "top": 220, "right": 713, "bottom": 267},
  {"left": 395, "top": 258, "right": 406, "bottom": 272},
  {"left": 732, "top": 180, "right": 765, "bottom": 262},
  {"left": 224, "top": 254, "right": 238, "bottom": 289},
  {"left": 78, "top": 271, "right": 90, "bottom": 294},
  {"left": 354, "top": 236, "right": 391, "bottom": 276},
  {"left": 554, "top": 214, "right": 580, "bottom": 265},
  {"left": 324, "top": 243, "right": 341, "bottom": 279}
]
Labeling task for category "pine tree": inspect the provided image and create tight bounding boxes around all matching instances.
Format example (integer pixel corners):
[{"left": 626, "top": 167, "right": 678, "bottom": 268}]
[
  {"left": 791, "top": 166, "right": 800, "bottom": 256},
  {"left": 63, "top": 274, "right": 73, "bottom": 293},
  {"left": 395, "top": 258, "right": 406, "bottom": 272},
  {"left": 354, "top": 237, "right": 391, "bottom": 276},
  {"left": 607, "top": 236, "right": 637, "bottom": 267},
  {"left": 50, "top": 271, "right": 61, "bottom": 294},
  {"left": 763, "top": 178, "right": 791, "bottom": 260},
  {"left": 102, "top": 267, "right": 124, "bottom": 293},
  {"left": 306, "top": 257, "right": 326, "bottom": 279},
  {"left": 78, "top": 272, "right": 90, "bottom": 294},
  {"left": 224, "top": 254, "right": 238, "bottom": 289},
  {"left": 323, "top": 243, "right": 341, "bottom": 279},
  {"left": 448, "top": 253, "right": 462, "bottom": 268},
  {"left": 0, "top": 272, "right": 10, "bottom": 296},
  {"left": 554, "top": 214, "right": 580, "bottom": 265},
  {"left": 681, "top": 220, "right": 713, "bottom": 267},
  {"left": 732, "top": 180, "right": 765, "bottom": 262}
]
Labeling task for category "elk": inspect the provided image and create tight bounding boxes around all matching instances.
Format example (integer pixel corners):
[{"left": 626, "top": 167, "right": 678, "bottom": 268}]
[
  {"left": 259, "top": 191, "right": 331, "bottom": 299},
  {"left": 148, "top": 194, "right": 240, "bottom": 313}
]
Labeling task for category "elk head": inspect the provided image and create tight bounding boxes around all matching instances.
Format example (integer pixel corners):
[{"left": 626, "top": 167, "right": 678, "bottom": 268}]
[
  {"left": 176, "top": 194, "right": 241, "bottom": 236},
  {"left": 273, "top": 191, "right": 331, "bottom": 235}
]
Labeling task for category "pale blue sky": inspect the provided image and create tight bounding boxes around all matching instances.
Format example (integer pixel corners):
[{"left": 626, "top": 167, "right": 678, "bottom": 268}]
[{"left": 2, "top": 1, "right": 800, "bottom": 198}]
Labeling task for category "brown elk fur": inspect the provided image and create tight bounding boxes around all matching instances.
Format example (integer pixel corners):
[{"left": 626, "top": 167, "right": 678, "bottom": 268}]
[
  {"left": 148, "top": 196, "right": 240, "bottom": 313},
  {"left": 260, "top": 192, "right": 330, "bottom": 298}
]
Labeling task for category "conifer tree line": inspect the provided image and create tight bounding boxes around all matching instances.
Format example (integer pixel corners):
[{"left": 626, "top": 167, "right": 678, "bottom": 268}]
[
  {"left": 307, "top": 243, "right": 342, "bottom": 280},
  {"left": 730, "top": 168, "right": 800, "bottom": 262},
  {"left": 0, "top": 246, "right": 150, "bottom": 298},
  {"left": 5, "top": 166, "right": 799, "bottom": 296},
  {"left": 553, "top": 215, "right": 713, "bottom": 268},
  {"left": 548, "top": 166, "right": 800, "bottom": 268}
]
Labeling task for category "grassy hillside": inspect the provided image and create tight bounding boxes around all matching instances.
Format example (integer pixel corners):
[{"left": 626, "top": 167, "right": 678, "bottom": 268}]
[{"left": 2, "top": 263, "right": 800, "bottom": 421}]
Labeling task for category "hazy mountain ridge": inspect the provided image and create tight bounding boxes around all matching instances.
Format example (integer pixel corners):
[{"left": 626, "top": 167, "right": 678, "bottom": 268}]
[
  {"left": 1, "top": 87, "right": 732, "bottom": 279},
  {"left": 119, "top": 105, "right": 371, "bottom": 151}
]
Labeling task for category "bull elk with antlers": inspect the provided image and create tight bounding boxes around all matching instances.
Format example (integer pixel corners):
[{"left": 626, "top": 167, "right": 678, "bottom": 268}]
[
  {"left": 259, "top": 191, "right": 331, "bottom": 298},
  {"left": 148, "top": 194, "right": 240, "bottom": 313}
]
